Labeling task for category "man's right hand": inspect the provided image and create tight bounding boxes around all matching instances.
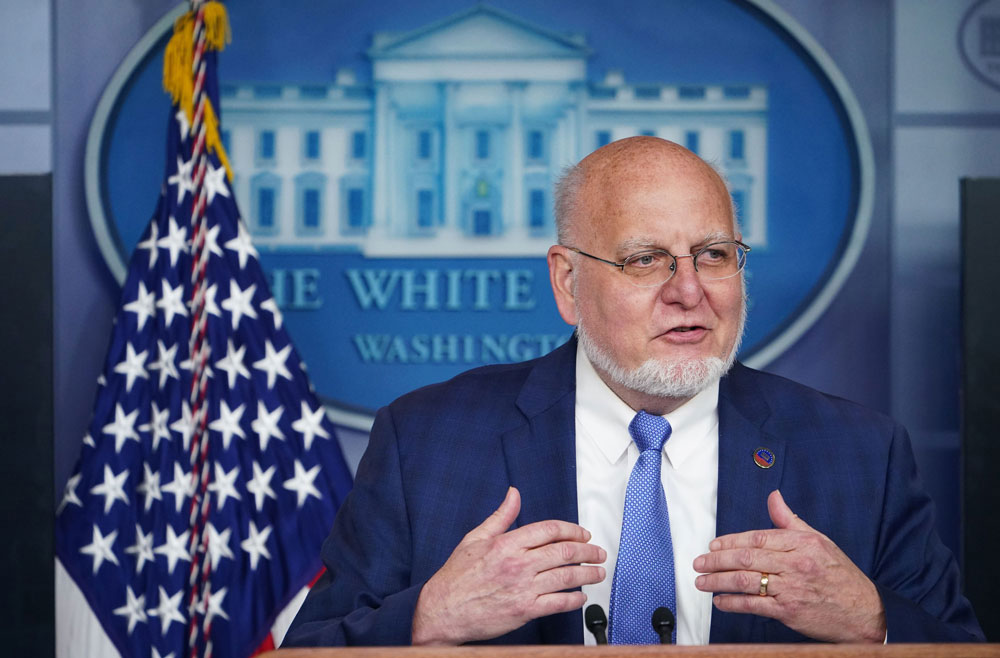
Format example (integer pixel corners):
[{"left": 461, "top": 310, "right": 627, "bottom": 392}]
[{"left": 411, "top": 486, "right": 607, "bottom": 645}]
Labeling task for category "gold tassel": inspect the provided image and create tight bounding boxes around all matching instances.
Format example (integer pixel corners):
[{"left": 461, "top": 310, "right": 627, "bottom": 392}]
[
  {"left": 201, "top": 1, "right": 231, "bottom": 52},
  {"left": 162, "top": 12, "right": 194, "bottom": 118},
  {"left": 161, "top": 3, "right": 233, "bottom": 182}
]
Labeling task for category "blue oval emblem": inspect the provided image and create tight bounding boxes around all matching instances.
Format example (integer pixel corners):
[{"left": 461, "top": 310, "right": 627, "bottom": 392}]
[{"left": 86, "top": 1, "right": 873, "bottom": 423}]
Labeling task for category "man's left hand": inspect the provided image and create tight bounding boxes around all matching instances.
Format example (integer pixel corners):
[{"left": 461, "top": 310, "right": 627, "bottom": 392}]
[{"left": 693, "top": 489, "right": 886, "bottom": 643}]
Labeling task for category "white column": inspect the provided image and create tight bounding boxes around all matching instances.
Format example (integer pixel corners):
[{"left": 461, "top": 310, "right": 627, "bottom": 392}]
[
  {"left": 443, "top": 82, "right": 460, "bottom": 236},
  {"left": 372, "top": 82, "right": 390, "bottom": 237},
  {"left": 508, "top": 82, "right": 526, "bottom": 237}
]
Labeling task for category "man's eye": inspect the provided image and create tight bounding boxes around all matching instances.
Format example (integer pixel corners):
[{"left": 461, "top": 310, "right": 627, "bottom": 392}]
[
  {"left": 701, "top": 249, "right": 726, "bottom": 262},
  {"left": 633, "top": 253, "right": 661, "bottom": 267}
]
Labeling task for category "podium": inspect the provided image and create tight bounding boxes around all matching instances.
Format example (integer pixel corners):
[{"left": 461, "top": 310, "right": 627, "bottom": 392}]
[{"left": 265, "top": 645, "right": 1000, "bottom": 658}]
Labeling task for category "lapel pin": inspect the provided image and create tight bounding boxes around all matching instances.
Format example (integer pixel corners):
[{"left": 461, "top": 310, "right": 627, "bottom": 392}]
[{"left": 753, "top": 447, "right": 775, "bottom": 469}]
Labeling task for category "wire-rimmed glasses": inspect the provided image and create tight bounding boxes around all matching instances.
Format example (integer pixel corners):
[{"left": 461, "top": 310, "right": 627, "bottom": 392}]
[{"left": 566, "top": 241, "right": 750, "bottom": 287}]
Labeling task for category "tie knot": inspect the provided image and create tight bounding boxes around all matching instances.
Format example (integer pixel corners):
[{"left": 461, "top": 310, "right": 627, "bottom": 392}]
[{"left": 628, "top": 410, "right": 671, "bottom": 453}]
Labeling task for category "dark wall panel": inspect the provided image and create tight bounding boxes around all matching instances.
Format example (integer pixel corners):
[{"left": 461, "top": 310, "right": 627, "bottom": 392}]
[
  {"left": 0, "top": 174, "right": 54, "bottom": 654},
  {"left": 961, "top": 177, "right": 1000, "bottom": 641}
]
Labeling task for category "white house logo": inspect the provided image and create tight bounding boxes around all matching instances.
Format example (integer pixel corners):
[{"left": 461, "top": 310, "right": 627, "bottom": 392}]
[
  {"left": 959, "top": 0, "right": 1000, "bottom": 91},
  {"left": 86, "top": 1, "right": 873, "bottom": 423}
]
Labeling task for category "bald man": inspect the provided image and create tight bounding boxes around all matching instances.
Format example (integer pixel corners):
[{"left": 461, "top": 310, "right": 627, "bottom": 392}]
[{"left": 284, "top": 138, "right": 982, "bottom": 646}]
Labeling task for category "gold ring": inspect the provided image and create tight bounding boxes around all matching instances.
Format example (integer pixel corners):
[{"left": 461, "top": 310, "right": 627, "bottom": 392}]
[{"left": 759, "top": 573, "right": 769, "bottom": 596}]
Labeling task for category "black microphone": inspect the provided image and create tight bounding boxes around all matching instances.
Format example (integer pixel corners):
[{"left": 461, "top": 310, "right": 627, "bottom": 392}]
[
  {"left": 651, "top": 606, "right": 675, "bottom": 645},
  {"left": 584, "top": 604, "right": 608, "bottom": 645}
]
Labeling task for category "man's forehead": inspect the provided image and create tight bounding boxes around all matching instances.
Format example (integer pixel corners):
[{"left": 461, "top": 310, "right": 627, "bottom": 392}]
[{"left": 617, "top": 231, "right": 735, "bottom": 253}]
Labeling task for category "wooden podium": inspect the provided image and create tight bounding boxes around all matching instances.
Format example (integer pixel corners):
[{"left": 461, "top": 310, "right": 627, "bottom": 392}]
[{"left": 265, "top": 645, "right": 1000, "bottom": 658}]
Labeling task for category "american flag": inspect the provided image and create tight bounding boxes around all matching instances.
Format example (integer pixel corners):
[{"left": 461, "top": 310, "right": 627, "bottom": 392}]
[{"left": 55, "top": 4, "right": 352, "bottom": 656}]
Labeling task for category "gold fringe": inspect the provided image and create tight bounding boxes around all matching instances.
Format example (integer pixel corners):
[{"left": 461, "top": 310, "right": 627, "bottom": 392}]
[
  {"left": 161, "top": 4, "right": 233, "bottom": 182},
  {"left": 162, "top": 14, "right": 194, "bottom": 116},
  {"left": 201, "top": 1, "right": 231, "bottom": 51}
]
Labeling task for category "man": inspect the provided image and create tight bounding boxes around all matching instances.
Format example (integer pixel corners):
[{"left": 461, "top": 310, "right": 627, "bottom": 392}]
[{"left": 284, "top": 137, "right": 982, "bottom": 646}]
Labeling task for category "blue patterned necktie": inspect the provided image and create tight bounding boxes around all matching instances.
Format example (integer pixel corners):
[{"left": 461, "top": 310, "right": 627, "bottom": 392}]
[{"left": 609, "top": 410, "right": 676, "bottom": 644}]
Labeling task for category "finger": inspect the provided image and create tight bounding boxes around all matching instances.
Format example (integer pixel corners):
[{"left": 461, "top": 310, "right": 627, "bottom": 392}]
[
  {"left": 532, "top": 540, "right": 607, "bottom": 572},
  {"left": 768, "top": 489, "right": 813, "bottom": 532},
  {"left": 693, "top": 547, "right": 789, "bottom": 575},
  {"left": 706, "top": 528, "right": 802, "bottom": 553},
  {"left": 712, "top": 593, "right": 782, "bottom": 618},
  {"left": 506, "top": 518, "right": 592, "bottom": 549},
  {"left": 466, "top": 486, "right": 521, "bottom": 540},
  {"left": 695, "top": 570, "right": 777, "bottom": 597},
  {"left": 528, "top": 590, "right": 589, "bottom": 619},
  {"left": 533, "top": 564, "right": 607, "bottom": 594}
]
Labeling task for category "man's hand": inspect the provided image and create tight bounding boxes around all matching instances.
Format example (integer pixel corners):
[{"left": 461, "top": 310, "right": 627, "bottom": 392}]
[
  {"left": 411, "top": 487, "right": 607, "bottom": 645},
  {"left": 693, "top": 490, "right": 886, "bottom": 643}
]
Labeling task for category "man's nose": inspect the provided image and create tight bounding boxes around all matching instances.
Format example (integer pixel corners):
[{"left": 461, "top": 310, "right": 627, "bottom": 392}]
[{"left": 661, "top": 254, "right": 704, "bottom": 306}]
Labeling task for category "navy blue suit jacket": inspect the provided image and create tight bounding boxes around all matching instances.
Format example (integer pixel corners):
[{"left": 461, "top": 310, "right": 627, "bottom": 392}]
[{"left": 284, "top": 338, "right": 982, "bottom": 645}]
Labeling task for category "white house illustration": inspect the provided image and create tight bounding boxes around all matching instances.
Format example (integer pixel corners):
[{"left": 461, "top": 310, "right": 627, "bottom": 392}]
[{"left": 220, "top": 4, "right": 768, "bottom": 256}]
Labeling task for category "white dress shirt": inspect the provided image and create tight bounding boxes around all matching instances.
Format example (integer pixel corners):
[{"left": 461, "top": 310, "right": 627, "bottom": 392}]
[{"left": 575, "top": 346, "right": 719, "bottom": 645}]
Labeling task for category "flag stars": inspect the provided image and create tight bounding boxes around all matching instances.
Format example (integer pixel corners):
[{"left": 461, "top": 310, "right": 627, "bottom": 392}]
[
  {"left": 124, "top": 523, "right": 155, "bottom": 575},
  {"left": 156, "top": 279, "right": 188, "bottom": 327},
  {"left": 292, "top": 401, "right": 330, "bottom": 451},
  {"left": 175, "top": 108, "right": 190, "bottom": 141},
  {"left": 147, "top": 340, "right": 180, "bottom": 390},
  {"left": 283, "top": 460, "right": 322, "bottom": 508},
  {"left": 200, "top": 587, "right": 230, "bottom": 626},
  {"left": 254, "top": 340, "right": 293, "bottom": 390},
  {"left": 112, "top": 585, "right": 147, "bottom": 635},
  {"left": 200, "top": 281, "right": 222, "bottom": 318},
  {"left": 140, "top": 401, "right": 172, "bottom": 452},
  {"left": 260, "top": 297, "right": 283, "bottom": 330},
  {"left": 167, "top": 155, "right": 195, "bottom": 204},
  {"left": 209, "top": 400, "right": 246, "bottom": 450},
  {"left": 157, "top": 216, "right": 189, "bottom": 267},
  {"left": 203, "top": 162, "right": 231, "bottom": 205},
  {"left": 113, "top": 343, "right": 149, "bottom": 393},
  {"left": 148, "top": 586, "right": 186, "bottom": 636},
  {"left": 224, "top": 221, "right": 258, "bottom": 270},
  {"left": 221, "top": 279, "right": 257, "bottom": 330},
  {"left": 136, "top": 462, "right": 163, "bottom": 512},
  {"left": 135, "top": 221, "right": 159, "bottom": 269},
  {"left": 169, "top": 402, "right": 195, "bottom": 453},
  {"left": 215, "top": 339, "right": 250, "bottom": 390},
  {"left": 90, "top": 464, "right": 130, "bottom": 514},
  {"left": 123, "top": 281, "right": 157, "bottom": 331},
  {"left": 208, "top": 462, "right": 242, "bottom": 510},
  {"left": 246, "top": 462, "right": 277, "bottom": 512},
  {"left": 241, "top": 521, "right": 273, "bottom": 571},
  {"left": 251, "top": 401, "right": 285, "bottom": 452},
  {"left": 79, "top": 524, "right": 120, "bottom": 574},
  {"left": 154, "top": 524, "right": 191, "bottom": 575},
  {"left": 103, "top": 403, "right": 140, "bottom": 454},
  {"left": 57, "top": 473, "right": 82, "bottom": 515},
  {"left": 200, "top": 222, "right": 224, "bottom": 259},
  {"left": 206, "top": 521, "right": 235, "bottom": 570},
  {"left": 179, "top": 348, "right": 213, "bottom": 393},
  {"left": 161, "top": 463, "right": 195, "bottom": 515}
]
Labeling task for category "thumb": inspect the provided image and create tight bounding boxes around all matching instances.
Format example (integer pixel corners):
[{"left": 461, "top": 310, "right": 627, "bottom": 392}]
[
  {"left": 467, "top": 486, "right": 521, "bottom": 540},
  {"left": 768, "top": 489, "right": 812, "bottom": 531}
]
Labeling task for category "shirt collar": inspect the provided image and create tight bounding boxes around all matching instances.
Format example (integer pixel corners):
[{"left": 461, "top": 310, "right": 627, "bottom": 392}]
[{"left": 575, "top": 344, "right": 720, "bottom": 470}]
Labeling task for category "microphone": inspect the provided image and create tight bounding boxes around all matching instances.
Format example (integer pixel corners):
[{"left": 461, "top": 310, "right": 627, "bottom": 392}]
[
  {"left": 584, "top": 604, "right": 608, "bottom": 645},
  {"left": 651, "top": 606, "right": 675, "bottom": 645}
]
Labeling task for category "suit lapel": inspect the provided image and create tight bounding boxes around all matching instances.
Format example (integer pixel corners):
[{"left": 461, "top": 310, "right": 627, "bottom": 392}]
[
  {"left": 500, "top": 337, "right": 582, "bottom": 644},
  {"left": 710, "top": 364, "right": 786, "bottom": 644}
]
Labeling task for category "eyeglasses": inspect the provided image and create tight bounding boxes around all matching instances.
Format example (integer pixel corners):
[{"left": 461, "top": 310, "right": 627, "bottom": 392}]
[{"left": 566, "top": 240, "right": 750, "bottom": 287}]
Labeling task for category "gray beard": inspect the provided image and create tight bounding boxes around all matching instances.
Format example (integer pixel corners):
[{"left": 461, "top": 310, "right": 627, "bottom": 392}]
[{"left": 575, "top": 314, "right": 743, "bottom": 401}]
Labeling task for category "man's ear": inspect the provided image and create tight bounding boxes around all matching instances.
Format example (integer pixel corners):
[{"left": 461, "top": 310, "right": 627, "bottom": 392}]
[{"left": 547, "top": 245, "right": 579, "bottom": 326}]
